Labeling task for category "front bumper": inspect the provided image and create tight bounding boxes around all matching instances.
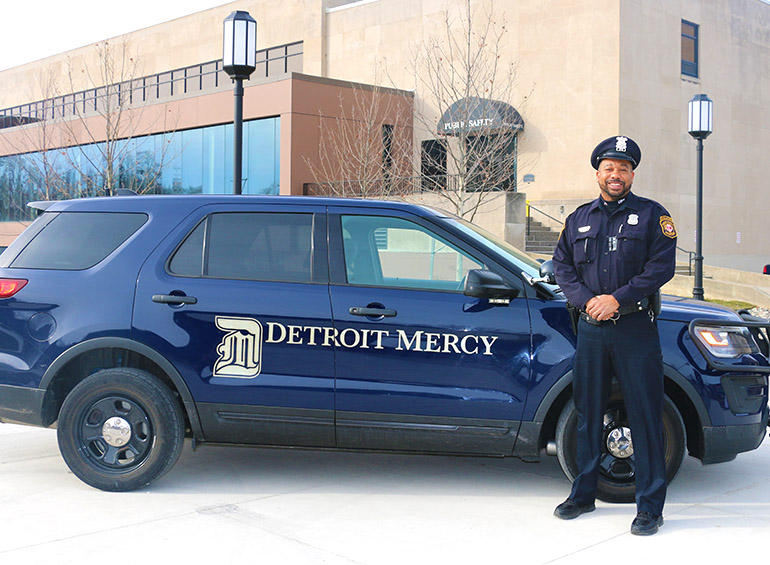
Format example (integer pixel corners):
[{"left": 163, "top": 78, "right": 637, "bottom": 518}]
[{"left": 700, "top": 403, "right": 769, "bottom": 464}]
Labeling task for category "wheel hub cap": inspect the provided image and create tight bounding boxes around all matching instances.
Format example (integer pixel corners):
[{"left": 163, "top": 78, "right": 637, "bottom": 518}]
[
  {"left": 102, "top": 416, "right": 132, "bottom": 447},
  {"left": 606, "top": 427, "right": 634, "bottom": 459}
]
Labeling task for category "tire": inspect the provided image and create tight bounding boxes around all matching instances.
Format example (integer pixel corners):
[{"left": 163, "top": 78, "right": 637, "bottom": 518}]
[
  {"left": 554, "top": 388, "right": 685, "bottom": 503},
  {"left": 57, "top": 368, "right": 185, "bottom": 492}
]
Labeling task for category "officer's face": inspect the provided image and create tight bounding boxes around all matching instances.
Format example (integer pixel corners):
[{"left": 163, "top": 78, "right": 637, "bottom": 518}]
[{"left": 596, "top": 159, "right": 634, "bottom": 201}]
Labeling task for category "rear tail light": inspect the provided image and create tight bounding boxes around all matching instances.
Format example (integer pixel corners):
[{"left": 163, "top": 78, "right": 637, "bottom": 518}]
[
  {"left": 764, "top": 265, "right": 770, "bottom": 275},
  {"left": 0, "top": 279, "right": 28, "bottom": 298}
]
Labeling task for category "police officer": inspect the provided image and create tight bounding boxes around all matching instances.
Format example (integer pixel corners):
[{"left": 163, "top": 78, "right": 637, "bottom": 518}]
[{"left": 551, "top": 136, "right": 677, "bottom": 536}]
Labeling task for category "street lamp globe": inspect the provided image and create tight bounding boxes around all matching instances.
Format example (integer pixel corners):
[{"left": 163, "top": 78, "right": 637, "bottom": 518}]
[
  {"left": 223, "top": 11, "right": 257, "bottom": 80},
  {"left": 688, "top": 94, "right": 713, "bottom": 140}
]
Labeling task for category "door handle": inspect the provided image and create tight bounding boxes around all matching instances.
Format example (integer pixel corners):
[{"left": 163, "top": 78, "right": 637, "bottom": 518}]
[
  {"left": 349, "top": 306, "right": 397, "bottom": 317},
  {"left": 152, "top": 294, "right": 198, "bottom": 305}
]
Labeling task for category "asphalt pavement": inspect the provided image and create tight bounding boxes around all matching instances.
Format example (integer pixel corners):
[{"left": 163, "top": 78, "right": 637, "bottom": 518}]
[{"left": 1, "top": 422, "right": 769, "bottom": 564}]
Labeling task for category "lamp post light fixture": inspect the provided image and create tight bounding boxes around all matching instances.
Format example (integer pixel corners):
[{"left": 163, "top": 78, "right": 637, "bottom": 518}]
[
  {"left": 223, "top": 10, "right": 257, "bottom": 195},
  {"left": 687, "top": 93, "right": 713, "bottom": 301}
]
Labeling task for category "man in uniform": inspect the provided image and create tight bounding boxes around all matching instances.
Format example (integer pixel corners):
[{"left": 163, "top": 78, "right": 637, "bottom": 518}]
[{"left": 551, "top": 136, "right": 677, "bottom": 536}]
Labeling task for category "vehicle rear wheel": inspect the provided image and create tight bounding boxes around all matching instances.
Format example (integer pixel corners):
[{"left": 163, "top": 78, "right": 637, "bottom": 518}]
[
  {"left": 57, "top": 368, "right": 185, "bottom": 492},
  {"left": 554, "top": 388, "right": 685, "bottom": 503}
]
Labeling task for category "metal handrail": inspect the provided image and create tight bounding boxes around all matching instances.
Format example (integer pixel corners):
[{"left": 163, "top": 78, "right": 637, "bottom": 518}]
[
  {"left": 676, "top": 245, "right": 696, "bottom": 276},
  {"left": 526, "top": 201, "right": 564, "bottom": 237},
  {"left": 0, "top": 41, "right": 303, "bottom": 129}
]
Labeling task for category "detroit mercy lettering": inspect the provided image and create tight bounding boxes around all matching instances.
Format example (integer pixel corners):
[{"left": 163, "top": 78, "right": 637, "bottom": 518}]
[
  {"left": 213, "top": 316, "right": 500, "bottom": 379},
  {"left": 264, "top": 322, "right": 498, "bottom": 355}
]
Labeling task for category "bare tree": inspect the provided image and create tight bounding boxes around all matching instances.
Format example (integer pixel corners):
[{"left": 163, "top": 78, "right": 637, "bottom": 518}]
[
  {"left": 0, "top": 70, "right": 74, "bottom": 220},
  {"left": 59, "top": 39, "right": 178, "bottom": 196},
  {"left": 1, "top": 39, "right": 179, "bottom": 215},
  {"left": 304, "top": 78, "right": 414, "bottom": 198},
  {"left": 412, "top": 0, "right": 532, "bottom": 220}
]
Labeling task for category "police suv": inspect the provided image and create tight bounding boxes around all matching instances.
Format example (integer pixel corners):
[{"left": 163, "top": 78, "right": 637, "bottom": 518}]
[{"left": 0, "top": 195, "right": 767, "bottom": 500}]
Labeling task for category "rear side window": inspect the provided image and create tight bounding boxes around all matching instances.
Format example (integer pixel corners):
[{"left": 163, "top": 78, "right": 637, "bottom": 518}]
[
  {"left": 169, "top": 212, "right": 314, "bottom": 283},
  {"left": 10, "top": 212, "right": 148, "bottom": 270}
]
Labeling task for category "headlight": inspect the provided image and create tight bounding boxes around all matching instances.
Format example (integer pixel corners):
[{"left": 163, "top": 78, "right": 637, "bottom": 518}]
[{"left": 693, "top": 325, "right": 760, "bottom": 358}]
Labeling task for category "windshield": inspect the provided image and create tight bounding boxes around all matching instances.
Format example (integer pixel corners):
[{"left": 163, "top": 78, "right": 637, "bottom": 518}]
[{"left": 448, "top": 216, "right": 547, "bottom": 276}]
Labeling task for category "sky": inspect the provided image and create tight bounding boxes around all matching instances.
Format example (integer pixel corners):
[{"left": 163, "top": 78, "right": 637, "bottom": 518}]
[{"left": 0, "top": 0, "right": 233, "bottom": 72}]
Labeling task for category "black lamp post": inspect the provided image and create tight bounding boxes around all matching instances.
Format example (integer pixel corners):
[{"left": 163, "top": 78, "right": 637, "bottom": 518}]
[
  {"left": 223, "top": 10, "right": 257, "bottom": 195},
  {"left": 687, "top": 94, "right": 713, "bottom": 301}
]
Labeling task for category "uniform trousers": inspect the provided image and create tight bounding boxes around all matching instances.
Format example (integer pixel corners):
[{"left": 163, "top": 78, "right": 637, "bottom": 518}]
[{"left": 569, "top": 310, "right": 667, "bottom": 516}]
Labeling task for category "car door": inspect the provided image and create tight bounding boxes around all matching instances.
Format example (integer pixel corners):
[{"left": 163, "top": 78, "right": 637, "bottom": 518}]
[
  {"left": 132, "top": 202, "right": 335, "bottom": 447},
  {"left": 328, "top": 206, "right": 532, "bottom": 455}
]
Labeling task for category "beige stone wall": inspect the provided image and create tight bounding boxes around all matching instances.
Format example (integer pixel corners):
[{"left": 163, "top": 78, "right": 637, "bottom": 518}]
[
  {"left": 619, "top": 0, "right": 770, "bottom": 271},
  {"left": 322, "top": 0, "right": 621, "bottom": 204}
]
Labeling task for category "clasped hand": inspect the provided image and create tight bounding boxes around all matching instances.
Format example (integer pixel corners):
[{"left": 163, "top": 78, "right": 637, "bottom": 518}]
[{"left": 585, "top": 295, "right": 620, "bottom": 322}]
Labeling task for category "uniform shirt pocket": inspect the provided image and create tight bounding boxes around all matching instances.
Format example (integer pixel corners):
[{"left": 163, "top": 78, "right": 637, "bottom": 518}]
[
  {"left": 618, "top": 226, "right": 646, "bottom": 265},
  {"left": 573, "top": 232, "right": 598, "bottom": 265}
]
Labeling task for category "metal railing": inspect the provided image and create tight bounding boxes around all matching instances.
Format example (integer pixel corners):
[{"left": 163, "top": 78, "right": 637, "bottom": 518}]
[
  {"left": 676, "top": 246, "right": 696, "bottom": 276},
  {"left": 0, "top": 41, "right": 303, "bottom": 129},
  {"left": 526, "top": 201, "right": 564, "bottom": 237}
]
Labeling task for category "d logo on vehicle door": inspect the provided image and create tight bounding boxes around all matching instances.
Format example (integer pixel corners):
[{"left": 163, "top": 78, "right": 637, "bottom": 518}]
[{"left": 213, "top": 316, "right": 263, "bottom": 378}]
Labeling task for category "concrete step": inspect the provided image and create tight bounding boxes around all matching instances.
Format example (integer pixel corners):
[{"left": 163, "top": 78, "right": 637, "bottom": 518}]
[
  {"left": 525, "top": 219, "right": 560, "bottom": 256},
  {"left": 526, "top": 245, "right": 557, "bottom": 254},
  {"left": 663, "top": 271, "right": 770, "bottom": 308}
]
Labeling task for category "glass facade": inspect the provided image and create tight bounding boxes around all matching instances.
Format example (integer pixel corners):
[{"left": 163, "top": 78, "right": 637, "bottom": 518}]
[{"left": 0, "top": 117, "right": 280, "bottom": 221}]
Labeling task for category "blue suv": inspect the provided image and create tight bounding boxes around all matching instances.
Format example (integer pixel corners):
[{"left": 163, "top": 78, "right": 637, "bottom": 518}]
[{"left": 0, "top": 195, "right": 767, "bottom": 497}]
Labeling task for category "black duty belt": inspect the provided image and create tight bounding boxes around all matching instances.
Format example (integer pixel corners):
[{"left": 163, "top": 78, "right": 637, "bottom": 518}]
[{"left": 580, "top": 297, "right": 651, "bottom": 326}]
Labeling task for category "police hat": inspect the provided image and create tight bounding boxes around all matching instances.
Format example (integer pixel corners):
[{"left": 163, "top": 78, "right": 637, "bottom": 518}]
[{"left": 590, "top": 136, "right": 641, "bottom": 169}]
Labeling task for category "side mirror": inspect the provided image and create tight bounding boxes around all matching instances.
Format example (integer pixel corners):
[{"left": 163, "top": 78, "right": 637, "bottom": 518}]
[
  {"left": 538, "top": 259, "right": 557, "bottom": 285},
  {"left": 464, "top": 269, "right": 518, "bottom": 300}
]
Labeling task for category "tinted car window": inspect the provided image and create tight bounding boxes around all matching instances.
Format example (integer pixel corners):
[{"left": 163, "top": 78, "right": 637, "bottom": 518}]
[
  {"left": 169, "top": 212, "right": 313, "bottom": 282},
  {"left": 10, "top": 212, "right": 147, "bottom": 270},
  {"left": 341, "top": 215, "right": 483, "bottom": 290}
]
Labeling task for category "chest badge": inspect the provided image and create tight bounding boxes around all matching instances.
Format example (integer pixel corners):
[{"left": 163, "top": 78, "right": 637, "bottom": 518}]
[
  {"left": 660, "top": 215, "right": 677, "bottom": 239},
  {"left": 627, "top": 214, "right": 639, "bottom": 225},
  {"left": 578, "top": 225, "right": 591, "bottom": 233}
]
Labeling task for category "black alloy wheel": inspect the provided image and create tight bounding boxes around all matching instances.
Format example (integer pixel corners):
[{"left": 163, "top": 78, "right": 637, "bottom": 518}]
[
  {"left": 57, "top": 368, "right": 185, "bottom": 492},
  {"left": 555, "top": 388, "right": 686, "bottom": 503}
]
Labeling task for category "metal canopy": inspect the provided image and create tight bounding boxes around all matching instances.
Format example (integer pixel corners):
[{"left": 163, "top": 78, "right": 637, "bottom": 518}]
[{"left": 437, "top": 97, "right": 524, "bottom": 136}]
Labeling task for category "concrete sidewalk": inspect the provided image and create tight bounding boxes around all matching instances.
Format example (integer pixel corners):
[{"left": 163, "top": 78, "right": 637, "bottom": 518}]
[{"left": 1, "top": 422, "right": 769, "bottom": 564}]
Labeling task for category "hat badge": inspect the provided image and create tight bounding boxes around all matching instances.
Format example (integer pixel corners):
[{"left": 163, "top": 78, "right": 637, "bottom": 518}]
[{"left": 615, "top": 136, "right": 628, "bottom": 152}]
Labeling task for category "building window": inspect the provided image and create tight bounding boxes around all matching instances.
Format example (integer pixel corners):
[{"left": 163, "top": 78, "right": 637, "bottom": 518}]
[
  {"left": 421, "top": 139, "right": 447, "bottom": 191},
  {"left": 382, "top": 124, "right": 394, "bottom": 173},
  {"left": 0, "top": 117, "right": 281, "bottom": 221},
  {"left": 682, "top": 20, "right": 699, "bottom": 78}
]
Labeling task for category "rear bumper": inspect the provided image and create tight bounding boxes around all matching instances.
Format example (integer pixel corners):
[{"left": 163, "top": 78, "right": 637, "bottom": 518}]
[
  {"left": 0, "top": 384, "right": 47, "bottom": 427},
  {"left": 700, "top": 403, "right": 769, "bottom": 464}
]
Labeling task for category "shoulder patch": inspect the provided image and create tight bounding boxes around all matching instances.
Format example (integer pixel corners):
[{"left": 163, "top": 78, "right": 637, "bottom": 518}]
[{"left": 660, "top": 216, "right": 677, "bottom": 239}]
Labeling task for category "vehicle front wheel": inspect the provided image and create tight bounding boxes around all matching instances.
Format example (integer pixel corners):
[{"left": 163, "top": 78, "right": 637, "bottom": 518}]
[
  {"left": 57, "top": 368, "right": 185, "bottom": 492},
  {"left": 554, "top": 389, "right": 685, "bottom": 503}
]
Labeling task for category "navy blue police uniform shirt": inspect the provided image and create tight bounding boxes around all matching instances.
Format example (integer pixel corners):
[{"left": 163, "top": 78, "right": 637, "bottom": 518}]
[{"left": 552, "top": 192, "right": 677, "bottom": 310}]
